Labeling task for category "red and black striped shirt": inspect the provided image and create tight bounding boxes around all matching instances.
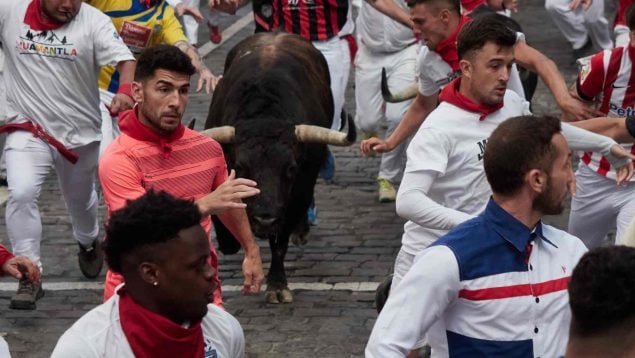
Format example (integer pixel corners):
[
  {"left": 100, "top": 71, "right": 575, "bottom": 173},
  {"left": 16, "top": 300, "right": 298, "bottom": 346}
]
[{"left": 254, "top": 0, "right": 349, "bottom": 41}]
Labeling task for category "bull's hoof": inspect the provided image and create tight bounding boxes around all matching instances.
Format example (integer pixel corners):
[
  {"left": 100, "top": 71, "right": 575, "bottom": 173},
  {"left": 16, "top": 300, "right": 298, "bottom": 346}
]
[
  {"left": 265, "top": 290, "right": 280, "bottom": 304},
  {"left": 290, "top": 232, "right": 308, "bottom": 246},
  {"left": 278, "top": 288, "right": 293, "bottom": 303},
  {"left": 265, "top": 288, "right": 294, "bottom": 304}
]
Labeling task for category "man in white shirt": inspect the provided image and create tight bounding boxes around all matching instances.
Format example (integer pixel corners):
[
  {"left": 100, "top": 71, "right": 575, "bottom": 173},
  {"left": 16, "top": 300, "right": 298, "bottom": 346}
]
[
  {"left": 0, "top": 0, "right": 135, "bottom": 308},
  {"left": 52, "top": 190, "right": 245, "bottom": 357},
  {"left": 360, "top": 0, "right": 600, "bottom": 156}
]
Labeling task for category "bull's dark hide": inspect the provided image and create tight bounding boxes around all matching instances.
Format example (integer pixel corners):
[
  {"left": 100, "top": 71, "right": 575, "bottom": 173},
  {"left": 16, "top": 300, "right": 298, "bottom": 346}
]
[{"left": 204, "top": 32, "right": 339, "bottom": 302}]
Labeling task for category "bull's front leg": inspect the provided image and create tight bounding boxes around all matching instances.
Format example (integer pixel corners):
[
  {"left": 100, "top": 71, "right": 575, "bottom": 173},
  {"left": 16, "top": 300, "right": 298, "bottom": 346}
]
[{"left": 265, "top": 234, "right": 292, "bottom": 304}]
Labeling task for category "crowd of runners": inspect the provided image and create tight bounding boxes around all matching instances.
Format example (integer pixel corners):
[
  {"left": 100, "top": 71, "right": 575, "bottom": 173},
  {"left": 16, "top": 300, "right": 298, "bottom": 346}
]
[{"left": 0, "top": 0, "right": 634, "bottom": 355}]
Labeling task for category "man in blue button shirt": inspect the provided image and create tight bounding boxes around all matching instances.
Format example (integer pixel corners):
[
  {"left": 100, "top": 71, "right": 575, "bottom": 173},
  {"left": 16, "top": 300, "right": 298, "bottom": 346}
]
[{"left": 366, "top": 114, "right": 589, "bottom": 357}]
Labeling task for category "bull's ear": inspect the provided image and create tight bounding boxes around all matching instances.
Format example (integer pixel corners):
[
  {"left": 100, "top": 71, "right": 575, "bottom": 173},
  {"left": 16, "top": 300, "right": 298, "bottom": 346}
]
[{"left": 132, "top": 81, "right": 143, "bottom": 103}]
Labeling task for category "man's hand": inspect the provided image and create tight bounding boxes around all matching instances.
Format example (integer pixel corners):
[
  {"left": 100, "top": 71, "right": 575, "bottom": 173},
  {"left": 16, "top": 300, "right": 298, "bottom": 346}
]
[
  {"left": 559, "top": 96, "right": 602, "bottom": 122},
  {"left": 608, "top": 144, "right": 635, "bottom": 185},
  {"left": 197, "top": 68, "right": 219, "bottom": 94},
  {"left": 2, "top": 256, "right": 40, "bottom": 283},
  {"left": 241, "top": 248, "right": 264, "bottom": 295},
  {"left": 502, "top": 0, "right": 519, "bottom": 12},
  {"left": 109, "top": 93, "right": 134, "bottom": 115},
  {"left": 197, "top": 170, "right": 259, "bottom": 216},
  {"left": 570, "top": 0, "right": 592, "bottom": 11},
  {"left": 175, "top": 3, "right": 204, "bottom": 22},
  {"left": 360, "top": 137, "right": 395, "bottom": 155}
]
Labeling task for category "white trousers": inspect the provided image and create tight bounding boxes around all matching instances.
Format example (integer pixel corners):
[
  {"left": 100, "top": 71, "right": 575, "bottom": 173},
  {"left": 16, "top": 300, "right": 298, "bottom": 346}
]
[
  {"left": 568, "top": 164, "right": 635, "bottom": 249},
  {"left": 354, "top": 42, "right": 417, "bottom": 182},
  {"left": 5, "top": 131, "right": 100, "bottom": 269},
  {"left": 181, "top": 0, "right": 222, "bottom": 45},
  {"left": 99, "top": 89, "right": 120, "bottom": 157},
  {"left": 313, "top": 36, "right": 351, "bottom": 131},
  {"left": 615, "top": 25, "right": 630, "bottom": 48},
  {"left": 544, "top": 0, "right": 612, "bottom": 50}
]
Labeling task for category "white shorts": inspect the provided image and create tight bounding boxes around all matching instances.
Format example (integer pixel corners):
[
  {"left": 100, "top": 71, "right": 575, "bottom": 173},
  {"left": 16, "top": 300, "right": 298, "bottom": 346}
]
[{"left": 568, "top": 164, "right": 635, "bottom": 248}]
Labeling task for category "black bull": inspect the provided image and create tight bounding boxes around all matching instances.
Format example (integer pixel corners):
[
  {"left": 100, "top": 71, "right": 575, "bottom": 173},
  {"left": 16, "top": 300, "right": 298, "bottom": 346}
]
[{"left": 204, "top": 32, "right": 356, "bottom": 303}]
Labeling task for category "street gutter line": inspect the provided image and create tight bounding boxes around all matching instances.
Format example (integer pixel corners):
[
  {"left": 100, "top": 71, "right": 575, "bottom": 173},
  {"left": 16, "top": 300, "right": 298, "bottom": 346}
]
[
  {"left": 198, "top": 11, "right": 253, "bottom": 58},
  {"left": 0, "top": 281, "right": 379, "bottom": 292}
]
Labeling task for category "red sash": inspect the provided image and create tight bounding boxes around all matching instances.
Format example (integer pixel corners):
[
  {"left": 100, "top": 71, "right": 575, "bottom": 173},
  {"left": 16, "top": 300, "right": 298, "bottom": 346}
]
[{"left": 438, "top": 78, "right": 503, "bottom": 120}]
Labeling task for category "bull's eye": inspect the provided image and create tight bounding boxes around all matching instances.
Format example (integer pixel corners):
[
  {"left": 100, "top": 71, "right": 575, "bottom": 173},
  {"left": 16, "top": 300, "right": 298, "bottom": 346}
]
[{"left": 286, "top": 164, "right": 297, "bottom": 178}]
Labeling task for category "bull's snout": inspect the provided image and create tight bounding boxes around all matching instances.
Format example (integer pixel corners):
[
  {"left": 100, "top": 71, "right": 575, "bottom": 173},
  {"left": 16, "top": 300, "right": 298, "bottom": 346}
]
[{"left": 253, "top": 215, "right": 279, "bottom": 227}]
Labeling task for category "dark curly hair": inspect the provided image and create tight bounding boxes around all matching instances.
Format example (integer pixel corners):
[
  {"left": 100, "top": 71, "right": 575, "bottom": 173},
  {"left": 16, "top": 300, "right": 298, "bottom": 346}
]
[
  {"left": 134, "top": 44, "right": 196, "bottom": 81},
  {"left": 569, "top": 246, "right": 635, "bottom": 339},
  {"left": 104, "top": 190, "right": 202, "bottom": 274}
]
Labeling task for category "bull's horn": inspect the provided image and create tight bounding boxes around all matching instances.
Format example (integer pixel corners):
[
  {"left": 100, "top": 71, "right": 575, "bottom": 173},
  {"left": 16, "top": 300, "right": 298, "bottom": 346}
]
[
  {"left": 295, "top": 112, "right": 356, "bottom": 146},
  {"left": 201, "top": 126, "right": 235, "bottom": 143},
  {"left": 187, "top": 118, "right": 197, "bottom": 129},
  {"left": 381, "top": 67, "right": 417, "bottom": 103}
]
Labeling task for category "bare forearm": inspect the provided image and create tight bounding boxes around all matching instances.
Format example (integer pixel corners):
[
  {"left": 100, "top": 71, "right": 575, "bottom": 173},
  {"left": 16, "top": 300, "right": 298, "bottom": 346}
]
[
  {"left": 217, "top": 209, "right": 260, "bottom": 254},
  {"left": 116, "top": 60, "right": 136, "bottom": 84},
  {"left": 571, "top": 117, "right": 634, "bottom": 143},
  {"left": 365, "top": 0, "right": 413, "bottom": 28},
  {"left": 387, "top": 94, "right": 435, "bottom": 148},
  {"left": 515, "top": 43, "right": 569, "bottom": 106},
  {"left": 175, "top": 41, "right": 209, "bottom": 74}
]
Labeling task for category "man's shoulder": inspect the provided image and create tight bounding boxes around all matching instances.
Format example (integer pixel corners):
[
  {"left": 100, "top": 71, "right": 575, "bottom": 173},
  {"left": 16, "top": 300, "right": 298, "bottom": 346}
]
[
  {"left": 541, "top": 224, "right": 588, "bottom": 253},
  {"left": 202, "top": 304, "right": 244, "bottom": 348},
  {"left": 59, "top": 297, "right": 120, "bottom": 344},
  {"left": 182, "top": 128, "right": 224, "bottom": 153}
]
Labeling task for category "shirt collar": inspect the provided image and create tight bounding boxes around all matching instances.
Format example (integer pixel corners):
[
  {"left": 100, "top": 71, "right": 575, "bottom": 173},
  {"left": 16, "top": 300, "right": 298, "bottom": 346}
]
[{"left": 483, "top": 198, "right": 557, "bottom": 252}]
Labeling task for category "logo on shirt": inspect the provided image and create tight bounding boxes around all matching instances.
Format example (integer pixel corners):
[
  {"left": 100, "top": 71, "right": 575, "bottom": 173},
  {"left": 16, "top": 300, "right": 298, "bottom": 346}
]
[
  {"left": 435, "top": 70, "right": 461, "bottom": 87},
  {"left": 16, "top": 29, "right": 78, "bottom": 61},
  {"left": 477, "top": 139, "right": 488, "bottom": 161},
  {"left": 609, "top": 103, "right": 635, "bottom": 117},
  {"left": 204, "top": 336, "right": 218, "bottom": 358}
]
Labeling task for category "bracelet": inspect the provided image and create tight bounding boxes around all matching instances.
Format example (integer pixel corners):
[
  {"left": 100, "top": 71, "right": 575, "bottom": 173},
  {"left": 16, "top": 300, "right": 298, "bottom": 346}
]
[
  {"left": 626, "top": 114, "right": 635, "bottom": 138},
  {"left": 116, "top": 83, "right": 133, "bottom": 100}
]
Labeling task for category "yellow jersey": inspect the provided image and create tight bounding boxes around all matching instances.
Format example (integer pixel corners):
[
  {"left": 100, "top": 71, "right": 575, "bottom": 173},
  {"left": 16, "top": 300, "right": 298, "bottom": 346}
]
[{"left": 89, "top": 0, "right": 187, "bottom": 92}]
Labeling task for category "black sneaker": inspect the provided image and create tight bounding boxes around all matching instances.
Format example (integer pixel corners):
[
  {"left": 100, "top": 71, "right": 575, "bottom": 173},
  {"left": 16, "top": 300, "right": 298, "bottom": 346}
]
[
  {"left": 78, "top": 240, "right": 103, "bottom": 279},
  {"left": 9, "top": 278, "right": 44, "bottom": 310}
]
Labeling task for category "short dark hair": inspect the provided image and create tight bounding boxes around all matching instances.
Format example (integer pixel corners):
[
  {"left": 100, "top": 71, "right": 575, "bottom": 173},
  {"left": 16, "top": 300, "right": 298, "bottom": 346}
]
[
  {"left": 627, "top": 3, "right": 635, "bottom": 30},
  {"left": 568, "top": 246, "right": 635, "bottom": 341},
  {"left": 134, "top": 44, "right": 196, "bottom": 81},
  {"left": 104, "top": 190, "right": 202, "bottom": 274},
  {"left": 457, "top": 13, "right": 517, "bottom": 60},
  {"left": 484, "top": 115, "right": 561, "bottom": 196},
  {"left": 406, "top": 0, "right": 460, "bottom": 14}
]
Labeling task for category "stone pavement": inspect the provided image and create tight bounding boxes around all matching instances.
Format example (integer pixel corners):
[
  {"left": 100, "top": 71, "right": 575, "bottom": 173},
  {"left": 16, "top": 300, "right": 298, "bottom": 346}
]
[{"left": 0, "top": 1, "right": 618, "bottom": 357}]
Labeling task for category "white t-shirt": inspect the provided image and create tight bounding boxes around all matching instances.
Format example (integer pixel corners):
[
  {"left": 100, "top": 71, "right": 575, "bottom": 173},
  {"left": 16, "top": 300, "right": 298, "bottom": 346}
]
[
  {"left": 51, "top": 294, "right": 245, "bottom": 357},
  {"left": 0, "top": 0, "right": 134, "bottom": 148},
  {"left": 356, "top": 0, "right": 415, "bottom": 53},
  {"left": 416, "top": 32, "right": 526, "bottom": 98},
  {"left": 400, "top": 90, "right": 531, "bottom": 254}
]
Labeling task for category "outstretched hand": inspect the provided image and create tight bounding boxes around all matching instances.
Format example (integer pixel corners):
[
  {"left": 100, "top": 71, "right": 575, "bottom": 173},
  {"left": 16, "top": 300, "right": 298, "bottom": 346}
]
[
  {"left": 198, "top": 170, "right": 259, "bottom": 216},
  {"left": 2, "top": 256, "right": 40, "bottom": 283},
  {"left": 360, "top": 137, "right": 395, "bottom": 156},
  {"left": 241, "top": 249, "right": 264, "bottom": 295},
  {"left": 608, "top": 144, "right": 635, "bottom": 185}
]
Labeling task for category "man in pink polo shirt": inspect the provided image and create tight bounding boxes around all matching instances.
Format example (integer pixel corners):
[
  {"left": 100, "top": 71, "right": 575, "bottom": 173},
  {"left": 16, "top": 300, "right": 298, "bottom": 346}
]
[{"left": 99, "top": 44, "right": 264, "bottom": 306}]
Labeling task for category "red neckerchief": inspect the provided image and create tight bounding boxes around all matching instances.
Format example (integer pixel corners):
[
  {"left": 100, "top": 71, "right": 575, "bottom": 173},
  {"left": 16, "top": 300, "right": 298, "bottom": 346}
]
[
  {"left": 461, "top": 0, "right": 486, "bottom": 12},
  {"left": 435, "top": 15, "right": 470, "bottom": 72},
  {"left": 118, "top": 289, "right": 205, "bottom": 358},
  {"left": 118, "top": 108, "right": 185, "bottom": 159},
  {"left": 438, "top": 77, "right": 504, "bottom": 120},
  {"left": 24, "top": 0, "right": 65, "bottom": 31}
]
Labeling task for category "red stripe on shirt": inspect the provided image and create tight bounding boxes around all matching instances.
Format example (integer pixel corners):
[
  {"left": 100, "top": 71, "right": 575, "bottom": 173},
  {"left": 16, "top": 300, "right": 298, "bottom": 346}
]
[
  {"left": 458, "top": 277, "right": 570, "bottom": 301},
  {"left": 315, "top": 0, "right": 327, "bottom": 40},
  {"left": 599, "top": 48, "right": 625, "bottom": 114}
]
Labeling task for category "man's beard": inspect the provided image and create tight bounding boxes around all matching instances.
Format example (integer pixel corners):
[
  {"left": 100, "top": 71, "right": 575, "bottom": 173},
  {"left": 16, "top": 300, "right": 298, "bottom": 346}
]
[{"left": 533, "top": 177, "right": 566, "bottom": 216}]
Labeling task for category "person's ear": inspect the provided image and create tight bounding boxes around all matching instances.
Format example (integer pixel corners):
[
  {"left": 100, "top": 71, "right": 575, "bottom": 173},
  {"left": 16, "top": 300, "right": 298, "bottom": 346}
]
[
  {"left": 526, "top": 168, "right": 547, "bottom": 194},
  {"left": 459, "top": 58, "right": 472, "bottom": 79},
  {"left": 139, "top": 262, "right": 160, "bottom": 286},
  {"left": 132, "top": 81, "right": 143, "bottom": 103}
]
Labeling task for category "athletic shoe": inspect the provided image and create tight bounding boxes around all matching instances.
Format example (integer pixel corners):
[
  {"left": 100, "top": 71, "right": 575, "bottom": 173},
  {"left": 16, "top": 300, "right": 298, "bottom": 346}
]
[
  {"left": 208, "top": 24, "right": 222, "bottom": 44},
  {"left": 378, "top": 178, "right": 396, "bottom": 203},
  {"left": 78, "top": 240, "right": 103, "bottom": 279},
  {"left": 307, "top": 199, "right": 317, "bottom": 225},
  {"left": 10, "top": 277, "right": 44, "bottom": 310}
]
